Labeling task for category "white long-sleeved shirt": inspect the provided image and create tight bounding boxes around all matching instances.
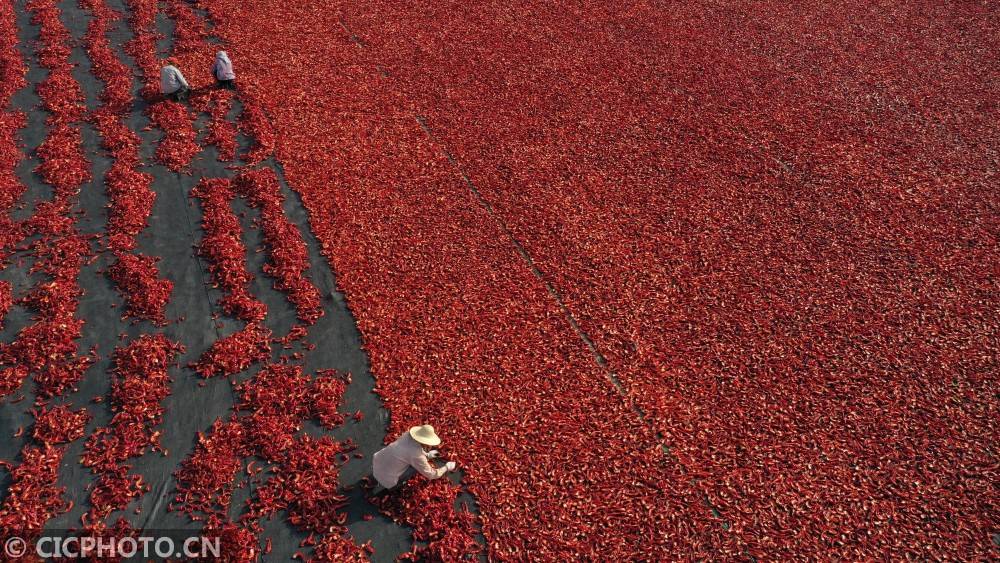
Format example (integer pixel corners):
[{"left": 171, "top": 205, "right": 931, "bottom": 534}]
[
  {"left": 372, "top": 432, "right": 446, "bottom": 488},
  {"left": 213, "top": 52, "right": 235, "bottom": 81},
  {"left": 159, "top": 65, "right": 189, "bottom": 94}
]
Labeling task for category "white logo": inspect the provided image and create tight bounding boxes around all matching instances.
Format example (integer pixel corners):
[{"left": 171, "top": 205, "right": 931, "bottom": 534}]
[{"left": 4, "top": 537, "right": 27, "bottom": 558}]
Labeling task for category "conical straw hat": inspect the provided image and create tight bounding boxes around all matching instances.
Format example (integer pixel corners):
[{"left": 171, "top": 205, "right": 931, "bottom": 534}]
[{"left": 408, "top": 425, "right": 441, "bottom": 446}]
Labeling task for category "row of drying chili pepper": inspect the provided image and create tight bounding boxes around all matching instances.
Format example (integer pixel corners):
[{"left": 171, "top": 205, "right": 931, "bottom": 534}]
[
  {"left": 0, "top": 0, "right": 97, "bottom": 543},
  {"left": 0, "top": 0, "right": 27, "bottom": 260},
  {"left": 191, "top": 178, "right": 269, "bottom": 323},
  {"left": 233, "top": 168, "right": 324, "bottom": 326},
  {"left": 200, "top": 88, "right": 237, "bottom": 162},
  {"left": 5, "top": 0, "right": 94, "bottom": 398}
]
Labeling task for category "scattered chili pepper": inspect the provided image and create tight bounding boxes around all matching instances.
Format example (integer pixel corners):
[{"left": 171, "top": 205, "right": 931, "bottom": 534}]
[
  {"left": 309, "top": 369, "right": 350, "bottom": 429},
  {"left": 81, "top": 335, "right": 183, "bottom": 524},
  {"left": 172, "top": 419, "right": 250, "bottom": 518}
]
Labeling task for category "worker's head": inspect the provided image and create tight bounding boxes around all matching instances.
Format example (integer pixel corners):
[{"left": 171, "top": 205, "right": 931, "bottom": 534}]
[
  {"left": 164, "top": 57, "right": 179, "bottom": 68},
  {"left": 408, "top": 425, "right": 441, "bottom": 450},
  {"left": 216, "top": 50, "right": 227, "bottom": 59}
]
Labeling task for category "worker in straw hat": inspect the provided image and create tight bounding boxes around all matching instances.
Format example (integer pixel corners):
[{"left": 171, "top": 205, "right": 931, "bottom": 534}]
[{"left": 371, "top": 425, "right": 457, "bottom": 496}]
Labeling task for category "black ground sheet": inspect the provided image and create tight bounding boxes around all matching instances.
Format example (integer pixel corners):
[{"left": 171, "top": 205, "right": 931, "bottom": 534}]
[{"left": 0, "top": 0, "right": 428, "bottom": 559}]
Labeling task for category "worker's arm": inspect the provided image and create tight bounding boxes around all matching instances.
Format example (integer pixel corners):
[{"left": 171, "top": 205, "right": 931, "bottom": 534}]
[
  {"left": 175, "top": 69, "right": 190, "bottom": 89},
  {"left": 410, "top": 450, "right": 447, "bottom": 480}
]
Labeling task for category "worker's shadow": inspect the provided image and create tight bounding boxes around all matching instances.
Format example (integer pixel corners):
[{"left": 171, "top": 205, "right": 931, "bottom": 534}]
[
  {"left": 136, "top": 85, "right": 225, "bottom": 107},
  {"left": 340, "top": 482, "right": 383, "bottom": 528}
]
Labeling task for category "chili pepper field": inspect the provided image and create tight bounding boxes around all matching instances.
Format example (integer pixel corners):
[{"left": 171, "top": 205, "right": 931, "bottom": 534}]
[{"left": 0, "top": 0, "right": 997, "bottom": 560}]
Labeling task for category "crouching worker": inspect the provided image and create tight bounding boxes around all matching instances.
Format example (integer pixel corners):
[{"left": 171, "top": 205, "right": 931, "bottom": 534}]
[
  {"left": 160, "top": 60, "right": 190, "bottom": 102},
  {"left": 372, "top": 425, "right": 457, "bottom": 497},
  {"left": 213, "top": 50, "right": 235, "bottom": 89}
]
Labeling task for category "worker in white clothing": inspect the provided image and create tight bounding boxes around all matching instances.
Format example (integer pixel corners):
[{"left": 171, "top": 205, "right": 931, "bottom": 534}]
[
  {"left": 160, "top": 60, "right": 190, "bottom": 102},
  {"left": 212, "top": 51, "right": 236, "bottom": 90},
  {"left": 371, "top": 425, "right": 457, "bottom": 496}
]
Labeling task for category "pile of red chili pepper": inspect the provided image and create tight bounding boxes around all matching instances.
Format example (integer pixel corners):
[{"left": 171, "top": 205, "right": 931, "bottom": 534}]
[
  {"left": 105, "top": 253, "right": 173, "bottom": 325},
  {"left": 0, "top": 1, "right": 24, "bottom": 103},
  {"left": 236, "top": 103, "right": 274, "bottom": 165},
  {"left": 119, "top": 0, "right": 158, "bottom": 93},
  {"left": 0, "top": 280, "right": 11, "bottom": 327},
  {"left": 164, "top": 0, "right": 212, "bottom": 70},
  {"left": 235, "top": 363, "right": 313, "bottom": 461},
  {"left": 199, "top": 88, "right": 238, "bottom": 161},
  {"left": 146, "top": 99, "right": 200, "bottom": 171},
  {"left": 0, "top": 444, "right": 68, "bottom": 536},
  {"left": 309, "top": 369, "right": 349, "bottom": 429},
  {"left": 200, "top": 515, "right": 261, "bottom": 562},
  {"left": 80, "top": 0, "right": 130, "bottom": 113},
  {"left": 31, "top": 404, "right": 91, "bottom": 444},
  {"left": 172, "top": 418, "right": 251, "bottom": 520},
  {"left": 94, "top": 114, "right": 151, "bottom": 250},
  {"left": 310, "top": 534, "right": 372, "bottom": 562},
  {"left": 250, "top": 435, "right": 353, "bottom": 534},
  {"left": 191, "top": 322, "right": 272, "bottom": 378},
  {"left": 0, "top": 104, "right": 25, "bottom": 255}
]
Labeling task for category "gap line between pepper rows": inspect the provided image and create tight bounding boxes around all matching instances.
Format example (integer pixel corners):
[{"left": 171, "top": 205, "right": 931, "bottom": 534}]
[
  {"left": 334, "top": 17, "right": 736, "bottom": 538},
  {"left": 410, "top": 115, "right": 741, "bottom": 544},
  {"left": 172, "top": 170, "right": 223, "bottom": 341}
]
